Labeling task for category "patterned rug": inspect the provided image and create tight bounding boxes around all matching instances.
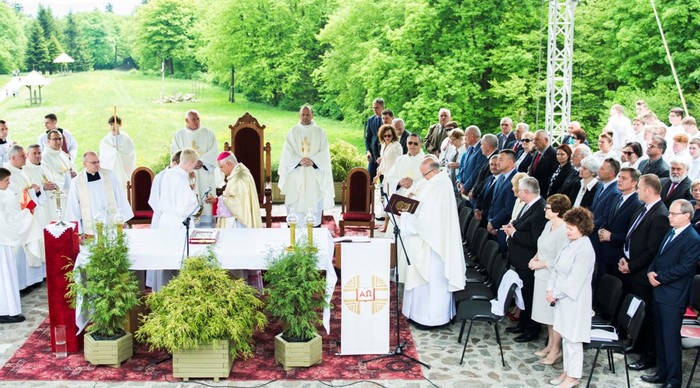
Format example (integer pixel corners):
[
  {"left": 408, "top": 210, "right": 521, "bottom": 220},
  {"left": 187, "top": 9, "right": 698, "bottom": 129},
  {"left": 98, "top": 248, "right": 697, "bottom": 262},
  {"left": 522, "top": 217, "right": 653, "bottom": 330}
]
[{"left": 0, "top": 283, "right": 423, "bottom": 382}]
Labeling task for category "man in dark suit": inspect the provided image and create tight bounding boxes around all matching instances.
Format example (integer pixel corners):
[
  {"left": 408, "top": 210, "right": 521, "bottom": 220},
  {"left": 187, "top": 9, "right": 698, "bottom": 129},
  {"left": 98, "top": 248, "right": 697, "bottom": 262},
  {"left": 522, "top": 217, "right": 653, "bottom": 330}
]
[
  {"left": 365, "top": 98, "right": 384, "bottom": 181},
  {"left": 457, "top": 126, "right": 486, "bottom": 196},
  {"left": 642, "top": 199, "right": 700, "bottom": 387},
  {"left": 511, "top": 122, "right": 529, "bottom": 157},
  {"left": 618, "top": 174, "right": 671, "bottom": 372},
  {"left": 425, "top": 108, "right": 451, "bottom": 156},
  {"left": 638, "top": 136, "right": 670, "bottom": 179},
  {"left": 598, "top": 168, "right": 643, "bottom": 278},
  {"left": 392, "top": 118, "right": 410, "bottom": 154},
  {"left": 502, "top": 177, "right": 548, "bottom": 342},
  {"left": 468, "top": 134, "right": 498, "bottom": 203},
  {"left": 473, "top": 155, "right": 500, "bottom": 228},
  {"left": 590, "top": 158, "right": 622, "bottom": 284},
  {"left": 529, "top": 130, "right": 559, "bottom": 195},
  {"left": 660, "top": 157, "right": 693, "bottom": 208},
  {"left": 496, "top": 117, "right": 516, "bottom": 150},
  {"left": 487, "top": 150, "right": 517, "bottom": 251}
]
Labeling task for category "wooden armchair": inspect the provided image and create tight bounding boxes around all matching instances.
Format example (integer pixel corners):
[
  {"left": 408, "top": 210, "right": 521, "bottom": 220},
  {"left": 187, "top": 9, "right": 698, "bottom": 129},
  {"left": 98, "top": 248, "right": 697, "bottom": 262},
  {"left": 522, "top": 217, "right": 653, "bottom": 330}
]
[
  {"left": 126, "top": 166, "right": 155, "bottom": 225},
  {"left": 223, "top": 112, "right": 273, "bottom": 227},
  {"left": 339, "top": 167, "right": 375, "bottom": 237}
]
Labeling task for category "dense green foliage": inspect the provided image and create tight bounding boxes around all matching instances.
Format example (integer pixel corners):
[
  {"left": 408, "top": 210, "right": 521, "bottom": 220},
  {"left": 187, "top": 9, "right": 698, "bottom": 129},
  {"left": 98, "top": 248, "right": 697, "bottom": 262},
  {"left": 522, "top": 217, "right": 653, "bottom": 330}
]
[
  {"left": 264, "top": 244, "right": 329, "bottom": 341},
  {"left": 330, "top": 140, "right": 366, "bottom": 182},
  {"left": 136, "top": 250, "right": 267, "bottom": 358},
  {"left": 65, "top": 226, "right": 140, "bottom": 338}
]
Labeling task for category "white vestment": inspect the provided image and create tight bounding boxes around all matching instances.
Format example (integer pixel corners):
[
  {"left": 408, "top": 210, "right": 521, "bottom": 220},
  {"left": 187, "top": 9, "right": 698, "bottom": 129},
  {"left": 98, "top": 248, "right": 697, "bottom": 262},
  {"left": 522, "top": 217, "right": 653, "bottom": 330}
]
[
  {"left": 170, "top": 127, "right": 218, "bottom": 217},
  {"left": 38, "top": 129, "right": 78, "bottom": 161},
  {"left": 385, "top": 151, "right": 425, "bottom": 197},
  {"left": 99, "top": 132, "right": 137, "bottom": 191},
  {"left": 4, "top": 163, "right": 47, "bottom": 287},
  {"left": 24, "top": 162, "right": 60, "bottom": 227},
  {"left": 606, "top": 115, "right": 634, "bottom": 153},
  {"left": 0, "top": 188, "right": 43, "bottom": 292},
  {"left": 398, "top": 170, "right": 466, "bottom": 326},
  {"left": 148, "top": 168, "right": 167, "bottom": 228},
  {"left": 42, "top": 148, "right": 73, "bottom": 191},
  {"left": 278, "top": 120, "right": 334, "bottom": 223},
  {"left": 0, "top": 139, "right": 12, "bottom": 165},
  {"left": 64, "top": 169, "right": 134, "bottom": 234}
]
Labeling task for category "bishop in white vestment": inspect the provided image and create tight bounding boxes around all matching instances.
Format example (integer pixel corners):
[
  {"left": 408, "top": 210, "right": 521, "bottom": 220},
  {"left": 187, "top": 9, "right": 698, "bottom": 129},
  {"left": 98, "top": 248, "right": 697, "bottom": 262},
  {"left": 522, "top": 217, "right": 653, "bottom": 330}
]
[
  {"left": 399, "top": 157, "right": 466, "bottom": 327},
  {"left": 99, "top": 116, "right": 136, "bottom": 191},
  {"left": 64, "top": 152, "right": 133, "bottom": 235},
  {"left": 278, "top": 105, "right": 334, "bottom": 224},
  {"left": 170, "top": 110, "right": 218, "bottom": 218}
]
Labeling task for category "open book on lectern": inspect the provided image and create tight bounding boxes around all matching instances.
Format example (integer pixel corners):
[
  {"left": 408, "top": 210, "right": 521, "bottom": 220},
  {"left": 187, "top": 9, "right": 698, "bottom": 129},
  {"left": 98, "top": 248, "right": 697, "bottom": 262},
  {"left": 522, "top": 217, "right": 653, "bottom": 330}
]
[{"left": 384, "top": 194, "right": 419, "bottom": 215}]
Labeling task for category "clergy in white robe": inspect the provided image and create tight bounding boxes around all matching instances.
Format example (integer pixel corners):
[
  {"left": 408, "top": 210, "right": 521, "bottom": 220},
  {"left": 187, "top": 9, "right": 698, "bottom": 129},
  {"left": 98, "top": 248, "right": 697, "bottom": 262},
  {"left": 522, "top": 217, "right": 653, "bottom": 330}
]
[
  {"left": 170, "top": 110, "right": 218, "bottom": 218},
  {"left": 99, "top": 116, "right": 137, "bottom": 191},
  {"left": 385, "top": 134, "right": 426, "bottom": 198},
  {"left": 278, "top": 105, "right": 334, "bottom": 224},
  {"left": 64, "top": 152, "right": 134, "bottom": 235},
  {"left": 42, "top": 130, "right": 76, "bottom": 191},
  {"left": 215, "top": 151, "right": 263, "bottom": 290},
  {"left": 23, "top": 144, "right": 60, "bottom": 227},
  {"left": 0, "top": 120, "right": 15, "bottom": 165},
  {"left": 38, "top": 114, "right": 78, "bottom": 161},
  {"left": 0, "top": 167, "right": 43, "bottom": 304},
  {"left": 399, "top": 157, "right": 466, "bottom": 327},
  {"left": 4, "top": 145, "right": 46, "bottom": 288},
  {"left": 148, "top": 151, "right": 181, "bottom": 230}
]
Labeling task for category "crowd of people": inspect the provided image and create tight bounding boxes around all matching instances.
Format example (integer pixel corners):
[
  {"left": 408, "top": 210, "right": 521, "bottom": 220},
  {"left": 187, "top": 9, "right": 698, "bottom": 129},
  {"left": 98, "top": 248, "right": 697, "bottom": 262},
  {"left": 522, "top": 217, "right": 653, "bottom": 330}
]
[{"left": 1, "top": 98, "right": 699, "bottom": 387}]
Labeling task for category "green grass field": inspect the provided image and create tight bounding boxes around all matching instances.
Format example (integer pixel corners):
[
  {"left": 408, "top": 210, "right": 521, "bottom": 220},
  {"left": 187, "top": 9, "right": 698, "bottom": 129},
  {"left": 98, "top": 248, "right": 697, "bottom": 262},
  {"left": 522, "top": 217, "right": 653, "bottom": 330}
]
[{"left": 0, "top": 70, "right": 365, "bottom": 169}]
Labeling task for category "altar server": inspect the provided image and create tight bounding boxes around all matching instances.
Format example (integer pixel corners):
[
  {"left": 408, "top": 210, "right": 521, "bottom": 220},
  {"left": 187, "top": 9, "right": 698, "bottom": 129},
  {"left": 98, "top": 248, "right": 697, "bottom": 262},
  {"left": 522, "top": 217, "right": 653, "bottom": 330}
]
[
  {"left": 278, "top": 105, "right": 334, "bottom": 225},
  {"left": 99, "top": 115, "right": 136, "bottom": 191},
  {"left": 158, "top": 148, "right": 200, "bottom": 228},
  {"left": 170, "top": 110, "right": 218, "bottom": 218},
  {"left": 64, "top": 151, "right": 133, "bottom": 235},
  {"left": 399, "top": 156, "right": 466, "bottom": 328}
]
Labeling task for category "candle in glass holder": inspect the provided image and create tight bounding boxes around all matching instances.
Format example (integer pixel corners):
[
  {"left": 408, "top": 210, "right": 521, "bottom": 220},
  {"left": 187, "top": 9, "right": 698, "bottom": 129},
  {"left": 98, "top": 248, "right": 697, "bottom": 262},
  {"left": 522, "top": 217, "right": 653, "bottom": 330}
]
[
  {"left": 305, "top": 209, "right": 316, "bottom": 247},
  {"left": 286, "top": 209, "right": 298, "bottom": 251},
  {"left": 113, "top": 213, "right": 125, "bottom": 237}
]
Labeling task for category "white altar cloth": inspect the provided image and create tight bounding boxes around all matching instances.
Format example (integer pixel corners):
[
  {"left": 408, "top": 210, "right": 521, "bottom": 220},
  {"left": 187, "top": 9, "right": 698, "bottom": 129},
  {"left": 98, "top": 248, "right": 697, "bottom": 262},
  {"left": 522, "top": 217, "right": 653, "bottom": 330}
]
[{"left": 75, "top": 227, "right": 337, "bottom": 334}]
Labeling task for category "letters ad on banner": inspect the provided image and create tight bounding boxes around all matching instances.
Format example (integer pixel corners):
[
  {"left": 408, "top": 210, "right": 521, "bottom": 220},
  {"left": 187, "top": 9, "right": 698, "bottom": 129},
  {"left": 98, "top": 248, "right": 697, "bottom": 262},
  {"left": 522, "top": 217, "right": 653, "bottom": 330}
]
[{"left": 340, "top": 240, "right": 391, "bottom": 355}]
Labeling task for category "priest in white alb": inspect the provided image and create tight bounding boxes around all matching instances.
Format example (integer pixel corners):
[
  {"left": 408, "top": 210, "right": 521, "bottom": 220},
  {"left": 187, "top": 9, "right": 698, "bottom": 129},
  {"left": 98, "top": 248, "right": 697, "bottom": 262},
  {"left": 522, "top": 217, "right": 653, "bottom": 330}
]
[
  {"left": 215, "top": 151, "right": 263, "bottom": 290},
  {"left": 64, "top": 151, "right": 133, "bottom": 236},
  {"left": 170, "top": 110, "right": 218, "bottom": 219},
  {"left": 399, "top": 156, "right": 466, "bottom": 328},
  {"left": 385, "top": 133, "right": 426, "bottom": 197},
  {"left": 278, "top": 105, "right": 334, "bottom": 225},
  {"left": 4, "top": 145, "right": 46, "bottom": 289},
  {"left": 99, "top": 115, "right": 136, "bottom": 191},
  {"left": 23, "top": 144, "right": 60, "bottom": 227},
  {"left": 0, "top": 120, "right": 16, "bottom": 165},
  {"left": 42, "top": 130, "right": 76, "bottom": 192}
]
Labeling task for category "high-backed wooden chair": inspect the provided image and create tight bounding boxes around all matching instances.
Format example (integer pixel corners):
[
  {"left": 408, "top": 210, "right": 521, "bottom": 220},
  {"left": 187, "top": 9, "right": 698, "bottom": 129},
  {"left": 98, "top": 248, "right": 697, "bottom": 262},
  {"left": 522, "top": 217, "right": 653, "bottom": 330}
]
[
  {"left": 126, "top": 166, "right": 155, "bottom": 225},
  {"left": 223, "top": 112, "right": 273, "bottom": 227},
  {"left": 339, "top": 167, "right": 375, "bottom": 237}
]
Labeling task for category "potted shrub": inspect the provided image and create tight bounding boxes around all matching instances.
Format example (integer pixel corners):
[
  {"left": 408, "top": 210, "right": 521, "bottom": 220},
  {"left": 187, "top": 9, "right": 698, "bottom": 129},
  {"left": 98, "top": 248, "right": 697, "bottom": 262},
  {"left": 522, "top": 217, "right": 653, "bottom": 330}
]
[
  {"left": 66, "top": 220, "right": 140, "bottom": 367},
  {"left": 135, "top": 249, "right": 267, "bottom": 382},
  {"left": 264, "top": 243, "right": 329, "bottom": 370},
  {"left": 330, "top": 140, "right": 366, "bottom": 203}
]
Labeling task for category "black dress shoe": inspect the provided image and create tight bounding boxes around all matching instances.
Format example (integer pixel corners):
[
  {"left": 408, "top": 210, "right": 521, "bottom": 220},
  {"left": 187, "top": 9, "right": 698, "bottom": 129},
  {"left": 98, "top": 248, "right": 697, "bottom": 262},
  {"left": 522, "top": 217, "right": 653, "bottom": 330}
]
[
  {"left": 505, "top": 325, "right": 525, "bottom": 334},
  {"left": 640, "top": 373, "right": 666, "bottom": 384},
  {"left": 628, "top": 358, "right": 657, "bottom": 371},
  {"left": 659, "top": 384, "right": 680, "bottom": 388},
  {"left": 514, "top": 332, "right": 539, "bottom": 342},
  {"left": 0, "top": 314, "right": 26, "bottom": 324}
]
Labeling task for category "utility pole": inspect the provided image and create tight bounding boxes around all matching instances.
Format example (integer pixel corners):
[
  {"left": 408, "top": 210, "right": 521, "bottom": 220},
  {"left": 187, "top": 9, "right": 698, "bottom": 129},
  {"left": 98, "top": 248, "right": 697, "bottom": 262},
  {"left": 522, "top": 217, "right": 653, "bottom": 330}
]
[{"left": 545, "top": 0, "right": 577, "bottom": 144}]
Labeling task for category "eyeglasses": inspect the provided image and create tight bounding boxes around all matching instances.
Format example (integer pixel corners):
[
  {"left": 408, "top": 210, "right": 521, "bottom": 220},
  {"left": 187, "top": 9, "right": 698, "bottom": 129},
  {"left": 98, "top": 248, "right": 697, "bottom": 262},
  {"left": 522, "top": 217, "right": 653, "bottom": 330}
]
[
  {"left": 422, "top": 169, "right": 436, "bottom": 177},
  {"left": 648, "top": 144, "right": 658, "bottom": 149},
  {"left": 521, "top": 139, "right": 532, "bottom": 143},
  {"left": 668, "top": 211, "right": 684, "bottom": 217},
  {"left": 500, "top": 124, "right": 511, "bottom": 127},
  {"left": 383, "top": 134, "right": 393, "bottom": 138},
  {"left": 85, "top": 161, "right": 100, "bottom": 165},
  {"left": 544, "top": 205, "right": 552, "bottom": 210},
  {"left": 622, "top": 151, "right": 634, "bottom": 155},
  {"left": 49, "top": 138, "right": 63, "bottom": 141},
  {"left": 407, "top": 142, "right": 420, "bottom": 146}
]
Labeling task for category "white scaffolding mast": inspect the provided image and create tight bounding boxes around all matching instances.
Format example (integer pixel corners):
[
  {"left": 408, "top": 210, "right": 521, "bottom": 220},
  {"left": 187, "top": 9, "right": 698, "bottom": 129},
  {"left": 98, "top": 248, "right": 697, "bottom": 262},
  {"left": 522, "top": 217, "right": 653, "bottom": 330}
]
[{"left": 545, "top": 0, "right": 577, "bottom": 144}]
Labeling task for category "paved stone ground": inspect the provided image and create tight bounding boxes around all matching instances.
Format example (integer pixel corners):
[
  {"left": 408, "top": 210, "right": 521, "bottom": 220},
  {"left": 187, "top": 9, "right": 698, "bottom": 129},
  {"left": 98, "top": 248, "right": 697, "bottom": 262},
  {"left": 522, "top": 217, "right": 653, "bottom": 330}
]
[{"left": 1, "top": 205, "right": 697, "bottom": 387}]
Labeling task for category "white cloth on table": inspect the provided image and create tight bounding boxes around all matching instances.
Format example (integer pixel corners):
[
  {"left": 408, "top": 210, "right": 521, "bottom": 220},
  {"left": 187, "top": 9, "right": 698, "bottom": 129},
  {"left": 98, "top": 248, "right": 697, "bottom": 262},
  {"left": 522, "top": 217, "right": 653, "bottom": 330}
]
[
  {"left": 170, "top": 126, "right": 218, "bottom": 216},
  {"left": 99, "top": 132, "right": 136, "bottom": 191},
  {"left": 532, "top": 221, "right": 569, "bottom": 325},
  {"left": 278, "top": 120, "right": 334, "bottom": 221},
  {"left": 490, "top": 269, "right": 525, "bottom": 316}
]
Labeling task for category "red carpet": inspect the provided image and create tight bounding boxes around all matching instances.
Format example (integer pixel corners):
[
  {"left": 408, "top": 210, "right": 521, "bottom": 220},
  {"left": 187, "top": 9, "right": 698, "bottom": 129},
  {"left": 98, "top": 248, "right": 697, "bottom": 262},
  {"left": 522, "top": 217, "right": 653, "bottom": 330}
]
[{"left": 0, "top": 283, "right": 423, "bottom": 382}]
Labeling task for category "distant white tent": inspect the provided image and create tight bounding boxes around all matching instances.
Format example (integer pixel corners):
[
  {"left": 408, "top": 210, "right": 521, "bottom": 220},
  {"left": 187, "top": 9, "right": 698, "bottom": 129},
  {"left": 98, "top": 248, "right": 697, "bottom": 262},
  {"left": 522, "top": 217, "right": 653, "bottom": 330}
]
[
  {"left": 20, "top": 70, "right": 50, "bottom": 105},
  {"left": 53, "top": 52, "right": 75, "bottom": 74}
]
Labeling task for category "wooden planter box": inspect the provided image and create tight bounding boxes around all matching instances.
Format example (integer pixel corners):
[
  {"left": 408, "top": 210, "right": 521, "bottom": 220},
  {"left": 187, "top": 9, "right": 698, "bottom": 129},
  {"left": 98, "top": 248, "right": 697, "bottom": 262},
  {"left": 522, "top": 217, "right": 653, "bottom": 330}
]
[
  {"left": 173, "top": 339, "right": 233, "bottom": 382},
  {"left": 84, "top": 331, "right": 133, "bottom": 367},
  {"left": 274, "top": 333, "right": 322, "bottom": 370}
]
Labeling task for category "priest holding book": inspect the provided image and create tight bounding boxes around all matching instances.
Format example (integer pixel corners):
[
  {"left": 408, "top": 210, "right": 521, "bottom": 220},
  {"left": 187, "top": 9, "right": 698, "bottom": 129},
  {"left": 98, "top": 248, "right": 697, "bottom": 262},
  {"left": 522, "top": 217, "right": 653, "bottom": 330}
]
[{"left": 399, "top": 156, "right": 466, "bottom": 329}]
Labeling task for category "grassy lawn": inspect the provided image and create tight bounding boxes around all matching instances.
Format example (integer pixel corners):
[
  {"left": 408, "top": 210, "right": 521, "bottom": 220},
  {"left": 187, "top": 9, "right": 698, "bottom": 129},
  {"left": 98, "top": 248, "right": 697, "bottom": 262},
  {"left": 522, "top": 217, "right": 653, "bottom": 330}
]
[{"left": 0, "top": 70, "right": 365, "bottom": 170}]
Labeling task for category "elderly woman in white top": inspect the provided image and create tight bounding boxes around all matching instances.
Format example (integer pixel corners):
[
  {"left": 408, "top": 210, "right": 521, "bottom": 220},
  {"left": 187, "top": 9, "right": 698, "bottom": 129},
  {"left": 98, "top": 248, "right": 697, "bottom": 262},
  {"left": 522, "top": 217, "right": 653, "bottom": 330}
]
[
  {"left": 529, "top": 194, "right": 571, "bottom": 366},
  {"left": 571, "top": 156, "right": 601, "bottom": 208},
  {"left": 546, "top": 207, "right": 595, "bottom": 388},
  {"left": 375, "top": 124, "right": 403, "bottom": 218}
]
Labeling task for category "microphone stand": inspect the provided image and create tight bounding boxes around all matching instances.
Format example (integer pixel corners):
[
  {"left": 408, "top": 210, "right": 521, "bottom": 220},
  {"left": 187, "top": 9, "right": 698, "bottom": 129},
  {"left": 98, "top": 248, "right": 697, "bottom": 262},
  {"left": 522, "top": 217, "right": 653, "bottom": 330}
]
[
  {"left": 362, "top": 183, "right": 430, "bottom": 369},
  {"left": 182, "top": 189, "right": 211, "bottom": 260}
]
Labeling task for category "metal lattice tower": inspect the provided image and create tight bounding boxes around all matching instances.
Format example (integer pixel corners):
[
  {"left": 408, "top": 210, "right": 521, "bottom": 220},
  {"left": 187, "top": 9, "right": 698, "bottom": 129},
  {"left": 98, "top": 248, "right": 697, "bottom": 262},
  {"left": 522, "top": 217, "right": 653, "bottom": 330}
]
[{"left": 545, "top": 0, "right": 577, "bottom": 144}]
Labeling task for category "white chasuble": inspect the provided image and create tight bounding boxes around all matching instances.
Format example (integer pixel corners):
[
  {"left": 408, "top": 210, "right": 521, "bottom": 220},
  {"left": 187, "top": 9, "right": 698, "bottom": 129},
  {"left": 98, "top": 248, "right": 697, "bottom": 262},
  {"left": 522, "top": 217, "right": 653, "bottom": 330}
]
[
  {"left": 216, "top": 163, "right": 261, "bottom": 229},
  {"left": 42, "top": 148, "right": 73, "bottom": 191},
  {"left": 385, "top": 151, "right": 425, "bottom": 197},
  {"left": 65, "top": 169, "right": 133, "bottom": 234},
  {"left": 24, "top": 162, "right": 59, "bottom": 227},
  {"left": 158, "top": 165, "right": 199, "bottom": 228},
  {"left": 170, "top": 127, "right": 218, "bottom": 216},
  {"left": 99, "top": 132, "right": 137, "bottom": 191}
]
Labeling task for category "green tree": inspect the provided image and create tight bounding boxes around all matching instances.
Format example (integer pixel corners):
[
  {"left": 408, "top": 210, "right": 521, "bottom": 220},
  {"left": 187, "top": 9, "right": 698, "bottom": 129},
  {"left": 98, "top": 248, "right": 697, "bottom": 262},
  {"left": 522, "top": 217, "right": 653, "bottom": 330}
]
[
  {"left": 36, "top": 4, "right": 63, "bottom": 72},
  {"left": 63, "top": 12, "right": 94, "bottom": 71},
  {"left": 25, "top": 20, "right": 50, "bottom": 72},
  {"left": 133, "top": 0, "right": 200, "bottom": 75},
  {"left": 0, "top": 1, "right": 26, "bottom": 73}
]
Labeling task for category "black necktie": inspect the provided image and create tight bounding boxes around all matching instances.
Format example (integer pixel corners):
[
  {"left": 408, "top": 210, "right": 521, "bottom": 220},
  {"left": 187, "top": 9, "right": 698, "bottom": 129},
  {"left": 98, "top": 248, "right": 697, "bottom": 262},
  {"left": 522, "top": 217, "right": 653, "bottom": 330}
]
[{"left": 625, "top": 207, "right": 648, "bottom": 252}]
